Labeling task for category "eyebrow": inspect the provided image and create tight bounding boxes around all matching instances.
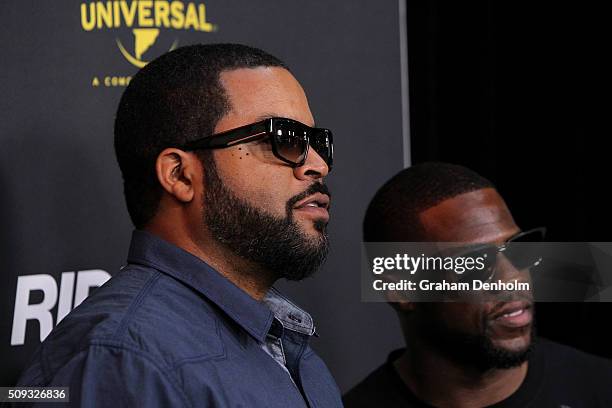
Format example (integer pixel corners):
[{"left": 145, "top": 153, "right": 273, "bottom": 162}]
[
  {"left": 254, "top": 113, "right": 278, "bottom": 122},
  {"left": 253, "top": 114, "right": 316, "bottom": 128}
]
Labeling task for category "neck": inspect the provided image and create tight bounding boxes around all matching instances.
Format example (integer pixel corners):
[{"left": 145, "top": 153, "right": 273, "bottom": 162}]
[
  {"left": 144, "top": 220, "right": 275, "bottom": 301},
  {"left": 394, "top": 339, "right": 528, "bottom": 408}
]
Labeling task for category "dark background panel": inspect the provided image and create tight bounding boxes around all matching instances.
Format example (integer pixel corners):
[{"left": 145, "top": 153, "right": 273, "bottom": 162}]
[{"left": 406, "top": 0, "right": 610, "bottom": 359}]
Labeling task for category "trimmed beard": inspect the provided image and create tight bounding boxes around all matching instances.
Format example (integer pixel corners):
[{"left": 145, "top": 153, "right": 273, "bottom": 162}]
[
  {"left": 201, "top": 153, "right": 330, "bottom": 281},
  {"left": 419, "top": 305, "right": 535, "bottom": 371}
]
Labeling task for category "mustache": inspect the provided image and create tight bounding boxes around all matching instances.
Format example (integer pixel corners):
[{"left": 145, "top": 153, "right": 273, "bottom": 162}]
[{"left": 286, "top": 182, "right": 332, "bottom": 213}]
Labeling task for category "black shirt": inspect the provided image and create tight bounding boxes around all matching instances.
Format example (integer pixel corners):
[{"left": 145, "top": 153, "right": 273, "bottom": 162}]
[{"left": 344, "top": 338, "right": 612, "bottom": 407}]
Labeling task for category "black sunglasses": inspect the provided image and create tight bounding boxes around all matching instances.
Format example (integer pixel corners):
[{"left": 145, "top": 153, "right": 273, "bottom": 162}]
[
  {"left": 450, "top": 227, "right": 547, "bottom": 283},
  {"left": 181, "top": 117, "right": 334, "bottom": 171}
]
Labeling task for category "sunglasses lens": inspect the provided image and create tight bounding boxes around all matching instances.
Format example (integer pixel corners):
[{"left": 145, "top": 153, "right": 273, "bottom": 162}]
[
  {"left": 311, "top": 129, "right": 334, "bottom": 169},
  {"left": 272, "top": 119, "right": 334, "bottom": 169},
  {"left": 457, "top": 246, "right": 498, "bottom": 282},
  {"left": 505, "top": 229, "right": 545, "bottom": 270},
  {"left": 504, "top": 245, "right": 542, "bottom": 270},
  {"left": 274, "top": 121, "right": 308, "bottom": 164}
]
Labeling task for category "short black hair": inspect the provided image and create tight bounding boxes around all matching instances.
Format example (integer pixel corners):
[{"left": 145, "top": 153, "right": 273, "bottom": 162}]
[
  {"left": 363, "top": 162, "right": 495, "bottom": 242},
  {"left": 114, "top": 43, "right": 288, "bottom": 228}
]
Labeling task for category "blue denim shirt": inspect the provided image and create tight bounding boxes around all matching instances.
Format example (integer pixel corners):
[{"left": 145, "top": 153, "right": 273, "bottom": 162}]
[{"left": 17, "top": 230, "right": 343, "bottom": 407}]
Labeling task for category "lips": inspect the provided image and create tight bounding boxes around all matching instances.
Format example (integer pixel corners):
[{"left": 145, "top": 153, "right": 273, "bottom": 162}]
[
  {"left": 293, "top": 193, "right": 330, "bottom": 210},
  {"left": 292, "top": 192, "right": 330, "bottom": 222},
  {"left": 490, "top": 301, "right": 533, "bottom": 328},
  {"left": 491, "top": 301, "right": 530, "bottom": 319}
]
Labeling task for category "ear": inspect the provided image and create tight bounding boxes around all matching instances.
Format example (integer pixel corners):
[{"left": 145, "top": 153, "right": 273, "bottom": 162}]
[
  {"left": 155, "top": 148, "right": 199, "bottom": 203},
  {"left": 383, "top": 274, "right": 417, "bottom": 313},
  {"left": 386, "top": 292, "right": 417, "bottom": 314}
]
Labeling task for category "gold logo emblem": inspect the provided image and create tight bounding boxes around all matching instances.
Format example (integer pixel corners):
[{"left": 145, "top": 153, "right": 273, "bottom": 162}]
[{"left": 81, "top": 1, "right": 216, "bottom": 85}]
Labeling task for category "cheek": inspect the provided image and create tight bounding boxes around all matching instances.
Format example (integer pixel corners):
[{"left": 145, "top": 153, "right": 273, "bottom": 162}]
[
  {"left": 439, "top": 304, "right": 486, "bottom": 333},
  {"left": 213, "top": 150, "right": 293, "bottom": 212}
]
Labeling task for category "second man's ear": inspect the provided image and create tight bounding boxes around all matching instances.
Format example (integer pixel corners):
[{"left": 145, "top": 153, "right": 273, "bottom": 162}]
[
  {"left": 155, "top": 148, "right": 199, "bottom": 203},
  {"left": 383, "top": 274, "right": 417, "bottom": 313},
  {"left": 386, "top": 295, "right": 417, "bottom": 314}
]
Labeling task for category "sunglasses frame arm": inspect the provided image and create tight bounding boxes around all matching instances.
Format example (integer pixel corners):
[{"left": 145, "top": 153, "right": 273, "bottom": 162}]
[
  {"left": 181, "top": 120, "right": 270, "bottom": 151},
  {"left": 507, "top": 227, "right": 547, "bottom": 243}
]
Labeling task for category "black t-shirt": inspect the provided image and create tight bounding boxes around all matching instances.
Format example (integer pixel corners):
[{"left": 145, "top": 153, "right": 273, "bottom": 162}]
[{"left": 343, "top": 338, "right": 612, "bottom": 407}]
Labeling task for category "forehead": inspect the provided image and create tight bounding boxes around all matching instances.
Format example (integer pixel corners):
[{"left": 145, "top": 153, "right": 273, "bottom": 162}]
[
  {"left": 217, "top": 67, "right": 314, "bottom": 130},
  {"left": 418, "top": 188, "right": 520, "bottom": 244}
]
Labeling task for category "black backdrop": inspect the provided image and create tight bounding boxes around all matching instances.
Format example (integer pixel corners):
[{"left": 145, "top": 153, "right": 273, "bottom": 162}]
[{"left": 406, "top": 1, "right": 611, "bottom": 358}]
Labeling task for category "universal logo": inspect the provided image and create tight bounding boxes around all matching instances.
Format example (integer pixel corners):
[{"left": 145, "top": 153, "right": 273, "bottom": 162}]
[{"left": 80, "top": 1, "right": 217, "bottom": 87}]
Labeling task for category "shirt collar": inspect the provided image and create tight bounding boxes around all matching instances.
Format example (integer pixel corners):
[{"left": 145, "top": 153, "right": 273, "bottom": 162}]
[
  {"left": 126, "top": 230, "right": 316, "bottom": 342},
  {"left": 263, "top": 288, "right": 316, "bottom": 336}
]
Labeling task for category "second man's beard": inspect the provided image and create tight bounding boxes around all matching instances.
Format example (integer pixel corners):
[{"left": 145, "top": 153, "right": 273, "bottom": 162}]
[{"left": 417, "top": 307, "right": 535, "bottom": 371}]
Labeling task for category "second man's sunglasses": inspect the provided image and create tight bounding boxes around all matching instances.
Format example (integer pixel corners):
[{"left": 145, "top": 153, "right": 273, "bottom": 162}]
[
  {"left": 453, "top": 227, "right": 547, "bottom": 283},
  {"left": 181, "top": 117, "right": 334, "bottom": 171}
]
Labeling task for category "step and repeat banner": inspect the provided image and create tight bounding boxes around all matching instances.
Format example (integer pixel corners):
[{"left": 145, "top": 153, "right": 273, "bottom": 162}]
[{"left": 0, "top": 0, "right": 407, "bottom": 391}]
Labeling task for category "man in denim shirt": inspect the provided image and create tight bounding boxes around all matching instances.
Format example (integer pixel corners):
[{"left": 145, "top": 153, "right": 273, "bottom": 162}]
[{"left": 17, "top": 44, "right": 341, "bottom": 407}]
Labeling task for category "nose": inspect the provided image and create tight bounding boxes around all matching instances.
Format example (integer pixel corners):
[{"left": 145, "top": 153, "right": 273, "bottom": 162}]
[{"left": 293, "top": 147, "right": 330, "bottom": 181}]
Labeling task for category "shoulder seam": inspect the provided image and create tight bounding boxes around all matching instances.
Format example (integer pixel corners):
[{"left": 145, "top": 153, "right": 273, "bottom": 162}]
[{"left": 112, "top": 271, "right": 163, "bottom": 341}]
